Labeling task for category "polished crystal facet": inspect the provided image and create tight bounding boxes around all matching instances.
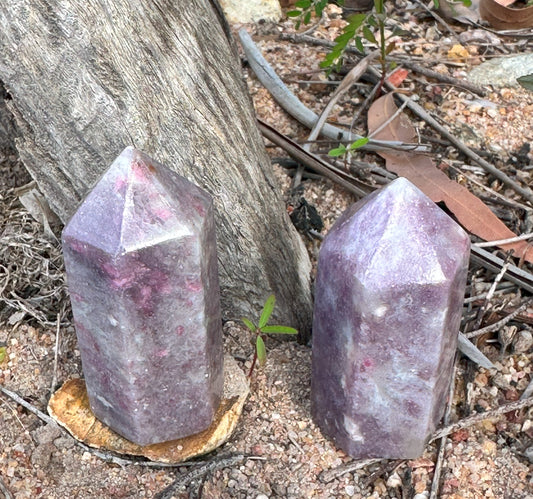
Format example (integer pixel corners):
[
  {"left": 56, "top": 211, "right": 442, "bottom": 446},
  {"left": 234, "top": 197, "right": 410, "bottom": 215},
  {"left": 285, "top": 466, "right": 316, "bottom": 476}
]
[
  {"left": 62, "top": 147, "right": 223, "bottom": 446},
  {"left": 311, "top": 177, "right": 470, "bottom": 459}
]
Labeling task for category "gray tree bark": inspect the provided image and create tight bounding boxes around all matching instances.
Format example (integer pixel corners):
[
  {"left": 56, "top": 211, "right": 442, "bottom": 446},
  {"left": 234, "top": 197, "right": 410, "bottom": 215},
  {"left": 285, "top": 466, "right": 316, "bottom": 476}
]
[{"left": 0, "top": 0, "right": 313, "bottom": 337}]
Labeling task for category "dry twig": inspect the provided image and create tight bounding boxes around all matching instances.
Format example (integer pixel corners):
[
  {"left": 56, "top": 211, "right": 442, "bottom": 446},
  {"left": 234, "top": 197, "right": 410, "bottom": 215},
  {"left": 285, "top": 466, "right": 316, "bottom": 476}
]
[
  {"left": 319, "top": 458, "right": 384, "bottom": 483},
  {"left": 464, "top": 298, "right": 533, "bottom": 339},
  {"left": 294, "top": 50, "right": 380, "bottom": 188},
  {"left": 431, "top": 396, "right": 533, "bottom": 441}
]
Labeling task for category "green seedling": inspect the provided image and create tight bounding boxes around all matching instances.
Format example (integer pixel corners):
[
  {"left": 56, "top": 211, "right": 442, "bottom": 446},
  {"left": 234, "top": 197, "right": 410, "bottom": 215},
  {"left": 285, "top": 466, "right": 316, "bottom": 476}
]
[
  {"left": 241, "top": 295, "right": 298, "bottom": 378},
  {"left": 329, "top": 136, "right": 369, "bottom": 157}
]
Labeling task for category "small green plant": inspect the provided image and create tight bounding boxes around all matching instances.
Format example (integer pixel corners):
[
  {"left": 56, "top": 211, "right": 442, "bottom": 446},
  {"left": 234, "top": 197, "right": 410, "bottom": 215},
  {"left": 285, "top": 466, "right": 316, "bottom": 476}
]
[
  {"left": 328, "top": 136, "right": 369, "bottom": 157},
  {"left": 287, "top": 0, "right": 338, "bottom": 29},
  {"left": 290, "top": 0, "right": 472, "bottom": 76},
  {"left": 241, "top": 295, "right": 298, "bottom": 377}
]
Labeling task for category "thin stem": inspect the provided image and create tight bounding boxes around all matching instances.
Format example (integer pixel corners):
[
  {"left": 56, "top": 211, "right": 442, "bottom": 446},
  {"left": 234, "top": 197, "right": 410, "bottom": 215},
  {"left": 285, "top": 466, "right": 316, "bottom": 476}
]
[{"left": 248, "top": 351, "right": 258, "bottom": 378}]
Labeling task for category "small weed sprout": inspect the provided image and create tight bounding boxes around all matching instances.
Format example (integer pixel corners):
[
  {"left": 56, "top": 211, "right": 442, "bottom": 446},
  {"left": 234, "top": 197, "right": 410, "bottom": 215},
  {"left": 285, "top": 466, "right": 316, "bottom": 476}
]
[{"left": 241, "top": 295, "right": 298, "bottom": 378}]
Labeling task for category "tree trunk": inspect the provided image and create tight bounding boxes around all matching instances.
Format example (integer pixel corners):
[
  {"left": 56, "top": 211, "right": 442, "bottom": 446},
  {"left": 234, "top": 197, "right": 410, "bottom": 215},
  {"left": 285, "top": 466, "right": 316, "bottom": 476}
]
[{"left": 0, "top": 0, "right": 313, "bottom": 337}]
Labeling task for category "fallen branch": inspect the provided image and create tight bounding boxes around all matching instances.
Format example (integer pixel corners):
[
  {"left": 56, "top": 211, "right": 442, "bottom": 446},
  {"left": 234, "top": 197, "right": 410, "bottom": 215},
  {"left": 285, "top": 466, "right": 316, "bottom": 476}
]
[{"left": 240, "top": 29, "right": 427, "bottom": 153}]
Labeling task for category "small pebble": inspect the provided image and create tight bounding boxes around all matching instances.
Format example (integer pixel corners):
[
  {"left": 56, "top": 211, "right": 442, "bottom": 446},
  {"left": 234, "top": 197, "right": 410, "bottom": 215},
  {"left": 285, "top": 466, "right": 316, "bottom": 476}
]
[{"left": 514, "top": 330, "right": 533, "bottom": 354}]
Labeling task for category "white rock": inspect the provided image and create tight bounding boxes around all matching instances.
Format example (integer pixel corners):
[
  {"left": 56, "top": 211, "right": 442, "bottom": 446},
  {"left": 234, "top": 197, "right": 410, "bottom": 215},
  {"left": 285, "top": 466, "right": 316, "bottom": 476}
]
[{"left": 219, "top": 0, "right": 282, "bottom": 23}]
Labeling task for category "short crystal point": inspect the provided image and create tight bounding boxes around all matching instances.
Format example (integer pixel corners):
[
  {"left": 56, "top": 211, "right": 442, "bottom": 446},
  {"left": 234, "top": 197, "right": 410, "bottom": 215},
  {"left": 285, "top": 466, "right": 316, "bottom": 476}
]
[
  {"left": 311, "top": 177, "right": 470, "bottom": 459},
  {"left": 62, "top": 146, "right": 223, "bottom": 446}
]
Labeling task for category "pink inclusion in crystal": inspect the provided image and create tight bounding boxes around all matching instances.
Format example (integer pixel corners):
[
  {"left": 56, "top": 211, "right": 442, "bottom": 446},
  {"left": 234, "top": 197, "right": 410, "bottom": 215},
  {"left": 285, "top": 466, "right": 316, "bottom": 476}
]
[{"left": 153, "top": 207, "right": 173, "bottom": 221}]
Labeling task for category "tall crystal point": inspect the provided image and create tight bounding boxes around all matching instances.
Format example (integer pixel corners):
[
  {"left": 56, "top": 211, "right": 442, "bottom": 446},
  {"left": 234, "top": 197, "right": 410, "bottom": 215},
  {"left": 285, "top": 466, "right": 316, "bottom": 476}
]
[
  {"left": 62, "top": 146, "right": 223, "bottom": 446},
  {"left": 311, "top": 177, "right": 470, "bottom": 459}
]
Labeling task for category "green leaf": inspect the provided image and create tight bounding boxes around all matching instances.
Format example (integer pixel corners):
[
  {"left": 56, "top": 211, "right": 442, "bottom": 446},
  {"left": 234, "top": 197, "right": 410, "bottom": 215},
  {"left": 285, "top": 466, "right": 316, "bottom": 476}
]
[
  {"left": 328, "top": 145, "right": 347, "bottom": 157},
  {"left": 241, "top": 317, "right": 256, "bottom": 332},
  {"left": 346, "top": 13, "right": 367, "bottom": 31},
  {"left": 259, "top": 294, "right": 276, "bottom": 329},
  {"left": 392, "top": 26, "right": 411, "bottom": 37},
  {"left": 303, "top": 10, "right": 312, "bottom": 24},
  {"left": 362, "top": 26, "right": 377, "bottom": 44},
  {"left": 355, "top": 36, "right": 365, "bottom": 54},
  {"left": 367, "top": 15, "right": 377, "bottom": 28},
  {"left": 287, "top": 10, "right": 302, "bottom": 17},
  {"left": 256, "top": 335, "right": 267, "bottom": 365},
  {"left": 0, "top": 346, "right": 6, "bottom": 363},
  {"left": 261, "top": 325, "right": 298, "bottom": 335},
  {"left": 517, "top": 73, "right": 533, "bottom": 92},
  {"left": 432, "top": 0, "right": 440, "bottom": 7},
  {"left": 335, "top": 32, "right": 354, "bottom": 47},
  {"left": 349, "top": 137, "right": 370, "bottom": 150},
  {"left": 385, "top": 41, "right": 396, "bottom": 56},
  {"left": 295, "top": 0, "right": 311, "bottom": 7},
  {"left": 315, "top": 0, "right": 328, "bottom": 17}
]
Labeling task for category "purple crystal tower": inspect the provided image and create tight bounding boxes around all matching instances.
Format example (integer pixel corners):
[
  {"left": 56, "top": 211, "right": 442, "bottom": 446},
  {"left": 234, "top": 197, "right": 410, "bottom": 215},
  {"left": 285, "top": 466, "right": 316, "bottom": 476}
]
[
  {"left": 62, "top": 147, "right": 223, "bottom": 446},
  {"left": 311, "top": 177, "right": 470, "bottom": 459}
]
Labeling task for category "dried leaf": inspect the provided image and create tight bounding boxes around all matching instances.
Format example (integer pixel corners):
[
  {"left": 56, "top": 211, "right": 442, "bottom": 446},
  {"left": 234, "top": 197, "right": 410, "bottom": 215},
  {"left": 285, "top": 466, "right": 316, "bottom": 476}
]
[
  {"left": 47, "top": 356, "right": 249, "bottom": 463},
  {"left": 367, "top": 93, "right": 533, "bottom": 263},
  {"left": 386, "top": 68, "right": 409, "bottom": 87},
  {"left": 480, "top": 0, "right": 533, "bottom": 29}
]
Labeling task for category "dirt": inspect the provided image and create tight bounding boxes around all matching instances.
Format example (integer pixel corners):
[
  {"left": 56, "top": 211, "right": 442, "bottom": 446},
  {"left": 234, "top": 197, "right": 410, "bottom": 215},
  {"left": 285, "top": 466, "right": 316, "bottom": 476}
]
[{"left": 1, "top": 2, "right": 533, "bottom": 498}]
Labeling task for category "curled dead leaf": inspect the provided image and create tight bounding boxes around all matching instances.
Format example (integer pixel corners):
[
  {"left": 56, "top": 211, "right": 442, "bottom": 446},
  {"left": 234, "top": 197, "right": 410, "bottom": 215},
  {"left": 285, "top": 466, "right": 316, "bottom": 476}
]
[
  {"left": 47, "top": 355, "right": 249, "bottom": 463},
  {"left": 367, "top": 93, "right": 533, "bottom": 264}
]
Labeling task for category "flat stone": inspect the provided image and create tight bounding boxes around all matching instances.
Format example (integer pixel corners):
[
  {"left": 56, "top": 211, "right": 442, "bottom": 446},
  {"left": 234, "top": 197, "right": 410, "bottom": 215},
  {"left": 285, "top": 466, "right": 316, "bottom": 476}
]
[
  {"left": 467, "top": 53, "right": 533, "bottom": 87},
  {"left": 311, "top": 177, "right": 470, "bottom": 459},
  {"left": 62, "top": 146, "right": 223, "bottom": 446}
]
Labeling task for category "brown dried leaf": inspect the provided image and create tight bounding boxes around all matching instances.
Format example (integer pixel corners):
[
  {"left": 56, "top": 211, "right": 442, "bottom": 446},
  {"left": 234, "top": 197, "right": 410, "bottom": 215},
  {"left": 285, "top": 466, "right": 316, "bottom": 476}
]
[
  {"left": 480, "top": 0, "right": 533, "bottom": 29},
  {"left": 367, "top": 93, "right": 533, "bottom": 264},
  {"left": 47, "top": 356, "right": 249, "bottom": 463}
]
